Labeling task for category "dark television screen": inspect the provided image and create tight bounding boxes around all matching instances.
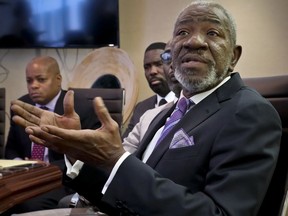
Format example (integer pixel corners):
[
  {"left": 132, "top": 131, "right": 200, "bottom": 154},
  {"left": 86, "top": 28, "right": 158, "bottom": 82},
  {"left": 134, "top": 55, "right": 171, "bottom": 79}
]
[{"left": 0, "top": 0, "right": 119, "bottom": 48}]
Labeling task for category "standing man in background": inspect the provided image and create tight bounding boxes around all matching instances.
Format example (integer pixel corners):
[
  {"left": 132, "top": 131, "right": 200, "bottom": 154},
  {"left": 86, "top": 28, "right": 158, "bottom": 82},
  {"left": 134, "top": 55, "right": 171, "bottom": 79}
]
[
  {"left": 122, "top": 42, "right": 175, "bottom": 138},
  {"left": 4, "top": 56, "right": 74, "bottom": 215}
]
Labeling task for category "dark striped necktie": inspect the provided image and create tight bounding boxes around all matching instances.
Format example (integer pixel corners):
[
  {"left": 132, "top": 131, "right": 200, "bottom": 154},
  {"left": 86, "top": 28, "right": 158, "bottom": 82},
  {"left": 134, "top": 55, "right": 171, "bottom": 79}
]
[
  {"left": 158, "top": 98, "right": 167, "bottom": 106},
  {"left": 31, "top": 106, "right": 49, "bottom": 160}
]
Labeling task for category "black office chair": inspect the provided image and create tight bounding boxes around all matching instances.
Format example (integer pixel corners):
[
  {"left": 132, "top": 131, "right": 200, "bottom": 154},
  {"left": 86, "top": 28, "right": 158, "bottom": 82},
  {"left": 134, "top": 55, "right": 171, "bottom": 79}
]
[
  {"left": 69, "top": 88, "right": 124, "bottom": 128},
  {"left": 0, "top": 88, "right": 5, "bottom": 158},
  {"left": 243, "top": 75, "right": 288, "bottom": 216}
]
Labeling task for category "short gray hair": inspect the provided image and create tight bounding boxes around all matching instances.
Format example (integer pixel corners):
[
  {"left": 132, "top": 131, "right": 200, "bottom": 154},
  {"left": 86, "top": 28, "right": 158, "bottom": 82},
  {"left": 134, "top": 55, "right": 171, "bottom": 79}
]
[{"left": 176, "top": 0, "right": 237, "bottom": 46}]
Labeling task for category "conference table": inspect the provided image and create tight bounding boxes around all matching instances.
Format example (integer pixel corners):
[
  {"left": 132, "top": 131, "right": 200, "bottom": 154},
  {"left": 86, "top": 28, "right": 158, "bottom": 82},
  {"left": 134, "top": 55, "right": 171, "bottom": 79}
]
[{"left": 0, "top": 160, "right": 62, "bottom": 214}]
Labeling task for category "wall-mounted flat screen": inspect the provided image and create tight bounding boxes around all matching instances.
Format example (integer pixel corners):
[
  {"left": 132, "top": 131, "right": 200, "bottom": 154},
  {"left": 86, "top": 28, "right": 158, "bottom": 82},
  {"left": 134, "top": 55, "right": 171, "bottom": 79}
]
[{"left": 0, "top": 0, "right": 119, "bottom": 48}]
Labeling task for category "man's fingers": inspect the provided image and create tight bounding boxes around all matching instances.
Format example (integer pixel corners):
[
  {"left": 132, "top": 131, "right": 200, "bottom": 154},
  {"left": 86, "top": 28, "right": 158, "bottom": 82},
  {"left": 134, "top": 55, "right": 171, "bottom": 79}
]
[
  {"left": 11, "top": 99, "right": 29, "bottom": 108},
  {"left": 28, "top": 134, "right": 46, "bottom": 146},
  {"left": 25, "top": 126, "right": 54, "bottom": 144},
  {"left": 12, "top": 100, "right": 43, "bottom": 117},
  {"left": 11, "top": 101, "right": 42, "bottom": 125},
  {"left": 93, "top": 97, "right": 117, "bottom": 129},
  {"left": 28, "top": 124, "right": 85, "bottom": 142},
  {"left": 12, "top": 115, "right": 37, "bottom": 128},
  {"left": 26, "top": 127, "right": 65, "bottom": 155},
  {"left": 25, "top": 126, "right": 47, "bottom": 145},
  {"left": 63, "top": 90, "right": 76, "bottom": 117}
]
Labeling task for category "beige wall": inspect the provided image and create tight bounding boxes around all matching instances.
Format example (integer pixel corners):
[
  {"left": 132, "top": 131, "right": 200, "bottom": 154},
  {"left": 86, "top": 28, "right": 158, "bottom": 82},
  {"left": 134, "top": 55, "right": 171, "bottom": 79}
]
[
  {"left": 120, "top": 0, "right": 288, "bottom": 102},
  {"left": 1, "top": 0, "right": 288, "bottom": 142}
]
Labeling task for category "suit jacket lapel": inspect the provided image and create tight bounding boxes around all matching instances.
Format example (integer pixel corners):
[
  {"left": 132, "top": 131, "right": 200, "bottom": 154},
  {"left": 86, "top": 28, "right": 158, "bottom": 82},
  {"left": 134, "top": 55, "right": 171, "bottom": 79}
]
[
  {"left": 145, "top": 93, "right": 221, "bottom": 167},
  {"left": 144, "top": 73, "right": 244, "bottom": 168},
  {"left": 135, "top": 104, "right": 176, "bottom": 159},
  {"left": 54, "top": 90, "right": 66, "bottom": 115}
]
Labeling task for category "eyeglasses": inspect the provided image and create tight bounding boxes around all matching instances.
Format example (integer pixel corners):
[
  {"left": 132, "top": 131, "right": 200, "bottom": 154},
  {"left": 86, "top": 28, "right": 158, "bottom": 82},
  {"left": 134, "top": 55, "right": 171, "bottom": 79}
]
[{"left": 160, "top": 50, "right": 172, "bottom": 64}]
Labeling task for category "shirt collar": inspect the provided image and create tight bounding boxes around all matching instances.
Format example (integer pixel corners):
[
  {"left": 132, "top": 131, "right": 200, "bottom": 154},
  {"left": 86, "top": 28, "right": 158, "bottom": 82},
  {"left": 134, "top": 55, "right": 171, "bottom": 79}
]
[
  {"left": 180, "top": 75, "right": 231, "bottom": 104},
  {"left": 156, "top": 91, "right": 176, "bottom": 106},
  {"left": 36, "top": 90, "right": 61, "bottom": 111}
]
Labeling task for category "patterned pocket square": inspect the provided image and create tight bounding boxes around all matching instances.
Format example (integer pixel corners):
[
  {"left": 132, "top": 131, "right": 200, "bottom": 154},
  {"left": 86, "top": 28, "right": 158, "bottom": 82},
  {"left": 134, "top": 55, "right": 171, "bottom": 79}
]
[{"left": 169, "top": 129, "right": 195, "bottom": 149}]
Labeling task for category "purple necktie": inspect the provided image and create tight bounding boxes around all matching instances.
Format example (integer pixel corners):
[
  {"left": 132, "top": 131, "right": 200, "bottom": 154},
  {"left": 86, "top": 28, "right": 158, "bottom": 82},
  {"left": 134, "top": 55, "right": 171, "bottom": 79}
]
[
  {"left": 156, "top": 97, "right": 191, "bottom": 145},
  {"left": 31, "top": 106, "right": 49, "bottom": 160}
]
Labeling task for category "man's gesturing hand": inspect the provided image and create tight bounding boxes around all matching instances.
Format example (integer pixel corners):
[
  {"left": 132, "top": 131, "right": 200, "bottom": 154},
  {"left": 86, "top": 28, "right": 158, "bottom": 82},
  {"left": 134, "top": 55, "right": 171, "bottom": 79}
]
[{"left": 25, "top": 96, "right": 126, "bottom": 170}]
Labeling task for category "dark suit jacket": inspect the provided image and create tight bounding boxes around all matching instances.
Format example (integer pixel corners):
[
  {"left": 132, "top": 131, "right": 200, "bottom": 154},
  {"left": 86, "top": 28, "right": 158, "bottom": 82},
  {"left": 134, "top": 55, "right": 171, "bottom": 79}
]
[
  {"left": 122, "top": 95, "right": 157, "bottom": 138},
  {"left": 64, "top": 73, "right": 282, "bottom": 216},
  {"left": 5, "top": 90, "right": 101, "bottom": 161},
  {"left": 3, "top": 90, "right": 101, "bottom": 214},
  {"left": 3, "top": 90, "right": 70, "bottom": 214},
  {"left": 5, "top": 90, "right": 67, "bottom": 162}
]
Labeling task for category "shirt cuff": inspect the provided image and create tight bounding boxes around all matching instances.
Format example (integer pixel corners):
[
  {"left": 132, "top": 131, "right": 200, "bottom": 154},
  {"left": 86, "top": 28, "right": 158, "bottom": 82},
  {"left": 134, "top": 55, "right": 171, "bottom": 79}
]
[
  {"left": 65, "top": 155, "right": 84, "bottom": 179},
  {"left": 102, "top": 151, "right": 131, "bottom": 194}
]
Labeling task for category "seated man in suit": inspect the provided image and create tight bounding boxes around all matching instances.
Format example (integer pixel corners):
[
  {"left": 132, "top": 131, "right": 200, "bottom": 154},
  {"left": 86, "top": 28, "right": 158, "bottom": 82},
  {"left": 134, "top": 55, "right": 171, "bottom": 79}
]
[
  {"left": 121, "top": 42, "right": 175, "bottom": 138},
  {"left": 123, "top": 39, "right": 182, "bottom": 153},
  {"left": 11, "top": 1, "right": 282, "bottom": 215},
  {"left": 4, "top": 56, "right": 99, "bottom": 215},
  {"left": 5, "top": 56, "right": 66, "bottom": 162}
]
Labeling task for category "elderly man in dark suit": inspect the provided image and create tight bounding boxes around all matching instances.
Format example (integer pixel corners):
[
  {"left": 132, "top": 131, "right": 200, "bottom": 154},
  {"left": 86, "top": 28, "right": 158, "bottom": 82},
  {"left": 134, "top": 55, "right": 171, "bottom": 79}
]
[{"left": 11, "top": 1, "right": 282, "bottom": 215}]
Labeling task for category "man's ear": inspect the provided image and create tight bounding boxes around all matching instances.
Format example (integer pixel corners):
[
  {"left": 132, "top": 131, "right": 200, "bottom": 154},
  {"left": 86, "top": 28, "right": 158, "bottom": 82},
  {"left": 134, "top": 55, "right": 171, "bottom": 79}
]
[
  {"left": 57, "top": 73, "right": 62, "bottom": 87},
  {"left": 228, "top": 45, "right": 242, "bottom": 72},
  {"left": 57, "top": 73, "right": 62, "bottom": 81}
]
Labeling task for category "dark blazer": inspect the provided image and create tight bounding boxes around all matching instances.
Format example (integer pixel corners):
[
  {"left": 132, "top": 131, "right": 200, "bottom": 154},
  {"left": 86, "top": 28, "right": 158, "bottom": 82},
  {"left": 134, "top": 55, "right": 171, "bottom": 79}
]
[
  {"left": 3, "top": 90, "right": 101, "bottom": 214},
  {"left": 5, "top": 90, "right": 67, "bottom": 162},
  {"left": 122, "top": 95, "right": 157, "bottom": 138},
  {"left": 64, "top": 73, "right": 282, "bottom": 216},
  {"left": 5, "top": 90, "right": 101, "bottom": 161},
  {"left": 3, "top": 90, "right": 72, "bottom": 214}
]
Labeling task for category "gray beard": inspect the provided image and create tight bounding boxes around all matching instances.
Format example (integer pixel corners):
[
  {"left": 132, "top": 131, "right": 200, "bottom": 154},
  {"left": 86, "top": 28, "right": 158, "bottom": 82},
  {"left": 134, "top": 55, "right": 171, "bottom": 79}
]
[{"left": 174, "top": 62, "right": 230, "bottom": 94}]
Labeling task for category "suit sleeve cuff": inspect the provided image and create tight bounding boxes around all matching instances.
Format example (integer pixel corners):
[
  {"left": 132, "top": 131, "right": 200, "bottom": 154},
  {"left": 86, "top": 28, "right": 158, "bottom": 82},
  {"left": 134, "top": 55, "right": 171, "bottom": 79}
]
[{"left": 101, "top": 151, "right": 131, "bottom": 194}]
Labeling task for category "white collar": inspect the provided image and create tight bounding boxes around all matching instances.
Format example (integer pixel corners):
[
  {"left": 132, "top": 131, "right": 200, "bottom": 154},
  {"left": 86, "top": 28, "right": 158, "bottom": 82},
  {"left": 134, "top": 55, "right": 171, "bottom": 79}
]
[
  {"left": 180, "top": 76, "right": 231, "bottom": 104},
  {"left": 156, "top": 91, "right": 176, "bottom": 106},
  {"left": 36, "top": 90, "right": 61, "bottom": 111}
]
